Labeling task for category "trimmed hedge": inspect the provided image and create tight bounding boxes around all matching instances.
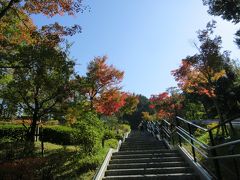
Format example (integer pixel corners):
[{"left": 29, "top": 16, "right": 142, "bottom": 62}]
[
  {"left": 40, "top": 126, "right": 78, "bottom": 145},
  {"left": 40, "top": 124, "right": 99, "bottom": 153},
  {"left": 0, "top": 125, "right": 26, "bottom": 142}
]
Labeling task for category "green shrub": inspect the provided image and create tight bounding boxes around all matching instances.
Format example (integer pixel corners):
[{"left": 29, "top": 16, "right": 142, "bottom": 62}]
[
  {"left": 118, "top": 124, "right": 131, "bottom": 133},
  {"left": 115, "top": 134, "right": 123, "bottom": 141},
  {"left": 105, "top": 139, "right": 118, "bottom": 149},
  {"left": 103, "top": 130, "right": 115, "bottom": 140},
  {"left": 78, "top": 156, "right": 100, "bottom": 172},
  {"left": 72, "top": 122, "right": 100, "bottom": 154},
  {"left": 197, "top": 131, "right": 210, "bottom": 144},
  {"left": 41, "top": 126, "right": 77, "bottom": 145},
  {"left": 0, "top": 124, "right": 26, "bottom": 142},
  {"left": 41, "top": 123, "right": 101, "bottom": 154}
]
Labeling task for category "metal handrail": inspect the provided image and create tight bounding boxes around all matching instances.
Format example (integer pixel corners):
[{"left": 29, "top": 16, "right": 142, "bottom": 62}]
[
  {"left": 148, "top": 115, "right": 240, "bottom": 180},
  {"left": 176, "top": 126, "right": 209, "bottom": 150},
  {"left": 176, "top": 116, "right": 208, "bottom": 132},
  {"left": 209, "top": 139, "right": 240, "bottom": 150},
  {"left": 208, "top": 114, "right": 240, "bottom": 131},
  {"left": 209, "top": 154, "right": 240, "bottom": 160},
  {"left": 176, "top": 132, "right": 208, "bottom": 159}
]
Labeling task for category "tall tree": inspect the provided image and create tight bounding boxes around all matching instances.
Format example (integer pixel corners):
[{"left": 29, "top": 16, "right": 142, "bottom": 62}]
[
  {"left": 2, "top": 43, "right": 74, "bottom": 141},
  {"left": 172, "top": 21, "right": 233, "bottom": 126},
  {"left": 202, "top": 0, "right": 240, "bottom": 48},
  {"left": 79, "top": 56, "right": 124, "bottom": 110},
  {"left": 0, "top": 0, "right": 83, "bottom": 71}
]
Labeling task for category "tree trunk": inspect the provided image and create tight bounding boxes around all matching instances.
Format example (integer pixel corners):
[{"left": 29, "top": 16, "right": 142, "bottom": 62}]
[
  {"left": 213, "top": 98, "right": 225, "bottom": 136},
  {"left": 27, "top": 112, "right": 38, "bottom": 142},
  {"left": 24, "top": 112, "right": 39, "bottom": 155}
]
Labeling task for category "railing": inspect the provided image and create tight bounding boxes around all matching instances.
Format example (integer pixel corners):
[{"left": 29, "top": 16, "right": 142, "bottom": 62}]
[{"left": 148, "top": 115, "right": 240, "bottom": 180}]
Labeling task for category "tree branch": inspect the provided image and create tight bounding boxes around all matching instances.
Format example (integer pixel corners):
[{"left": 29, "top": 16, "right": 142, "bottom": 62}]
[
  {"left": 18, "top": 90, "right": 34, "bottom": 112},
  {"left": 39, "top": 93, "right": 59, "bottom": 109},
  {"left": 12, "top": 7, "right": 32, "bottom": 31},
  {"left": 39, "top": 101, "right": 57, "bottom": 118}
]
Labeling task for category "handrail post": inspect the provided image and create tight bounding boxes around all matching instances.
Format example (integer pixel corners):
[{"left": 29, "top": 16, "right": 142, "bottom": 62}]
[
  {"left": 188, "top": 123, "right": 197, "bottom": 162},
  {"left": 160, "top": 122, "right": 164, "bottom": 139},
  {"left": 175, "top": 117, "right": 182, "bottom": 147},
  {"left": 209, "top": 129, "right": 222, "bottom": 180},
  {"left": 170, "top": 123, "right": 174, "bottom": 146}
]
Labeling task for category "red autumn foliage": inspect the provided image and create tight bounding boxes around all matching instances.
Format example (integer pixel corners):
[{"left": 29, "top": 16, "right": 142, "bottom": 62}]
[
  {"left": 0, "top": 0, "right": 85, "bottom": 20},
  {"left": 95, "top": 89, "right": 127, "bottom": 116},
  {"left": 149, "top": 104, "right": 155, "bottom": 109},
  {"left": 149, "top": 92, "right": 184, "bottom": 120},
  {"left": 172, "top": 58, "right": 225, "bottom": 98},
  {"left": 81, "top": 56, "right": 124, "bottom": 111}
]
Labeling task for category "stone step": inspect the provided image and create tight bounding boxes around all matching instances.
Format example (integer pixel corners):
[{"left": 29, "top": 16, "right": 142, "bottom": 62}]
[
  {"left": 109, "top": 157, "right": 183, "bottom": 164},
  {"left": 103, "top": 131, "right": 198, "bottom": 180},
  {"left": 114, "top": 149, "right": 178, "bottom": 155},
  {"left": 125, "top": 139, "right": 158, "bottom": 141},
  {"left": 122, "top": 143, "right": 165, "bottom": 146},
  {"left": 105, "top": 167, "right": 193, "bottom": 176},
  {"left": 103, "top": 173, "right": 198, "bottom": 180},
  {"left": 121, "top": 143, "right": 165, "bottom": 147},
  {"left": 111, "top": 153, "right": 180, "bottom": 159},
  {"left": 123, "top": 141, "right": 164, "bottom": 144},
  {"left": 120, "top": 146, "right": 166, "bottom": 149},
  {"left": 107, "top": 162, "right": 189, "bottom": 170},
  {"left": 120, "top": 147, "right": 167, "bottom": 151}
]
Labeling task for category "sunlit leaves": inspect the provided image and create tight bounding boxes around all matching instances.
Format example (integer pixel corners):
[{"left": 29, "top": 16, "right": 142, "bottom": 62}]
[
  {"left": 0, "top": 0, "right": 85, "bottom": 20},
  {"left": 172, "top": 22, "right": 228, "bottom": 98},
  {"left": 172, "top": 59, "right": 226, "bottom": 98},
  {"left": 23, "top": 0, "right": 85, "bottom": 17},
  {"left": 149, "top": 91, "right": 184, "bottom": 121},
  {"left": 73, "top": 56, "right": 126, "bottom": 116},
  {"left": 0, "top": 9, "right": 36, "bottom": 48},
  {"left": 141, "top": 111, "right": 156, "bottom": 121},
  {"left": 117, "top": 93, "right": 139, "bottom": 118},
  {"left": 83, "top": 56, "right": 124, "bottom": 106},
  {"left": 95, "top": 89, "right": 127, "bottom": 116}
]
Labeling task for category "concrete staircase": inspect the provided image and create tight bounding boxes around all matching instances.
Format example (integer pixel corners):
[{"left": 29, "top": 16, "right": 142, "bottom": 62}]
[{"left": 103, "top": 130, "right": 198, "bottom": 180}]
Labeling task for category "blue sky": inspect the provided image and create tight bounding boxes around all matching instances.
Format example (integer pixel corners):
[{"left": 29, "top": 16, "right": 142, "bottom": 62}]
[{"left": 32, "top": 0, "right": 240, "bottom": 98}]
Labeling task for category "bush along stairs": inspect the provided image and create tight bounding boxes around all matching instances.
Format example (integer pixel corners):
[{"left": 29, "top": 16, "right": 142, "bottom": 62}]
[{"left": 103, "top": 130, "right": 199, "bottom": 180}]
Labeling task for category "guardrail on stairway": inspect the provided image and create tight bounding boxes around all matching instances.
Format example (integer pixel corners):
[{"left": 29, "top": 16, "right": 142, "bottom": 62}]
[{"left": 147, "top": 115, "right": 240, "bottom": 180}]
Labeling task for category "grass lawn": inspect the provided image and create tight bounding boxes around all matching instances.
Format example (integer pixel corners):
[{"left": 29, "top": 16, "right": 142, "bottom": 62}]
[{"left": 0, "top": 139, "right": 118, "bottom": 179}]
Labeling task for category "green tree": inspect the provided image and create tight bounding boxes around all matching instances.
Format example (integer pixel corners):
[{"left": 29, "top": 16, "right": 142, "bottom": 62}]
[
  {"left": 202, "top": 0, "right": 240, "bottom": 48},
  {"left": 2, "top": 43, "right": 74, "bottom": 141},
  {"left": 172, "top": 21, "right": 231, "bottom": 124},
  {"left": 117, "top": 93, "right": 139, "bottom": 119},
  {"left": 203, "top": 0, "right": 240, "bottom": 23},
  {"left": 123, "top": 95, "right": 153, "bottom": 129}
]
